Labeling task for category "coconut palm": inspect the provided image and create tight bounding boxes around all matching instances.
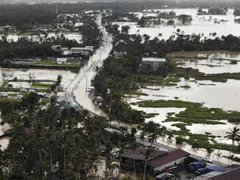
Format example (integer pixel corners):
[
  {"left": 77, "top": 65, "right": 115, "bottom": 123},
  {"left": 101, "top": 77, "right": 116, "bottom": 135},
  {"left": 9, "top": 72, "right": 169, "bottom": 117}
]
[
  {"left": 225, "top": 127, "right": 240, "bottom": 153},
  {"left": 143, "top": 148, "right": 153, "bottom": 180},
  {"left": 148, "top": 133, "right": 158, "bottom": 147}
]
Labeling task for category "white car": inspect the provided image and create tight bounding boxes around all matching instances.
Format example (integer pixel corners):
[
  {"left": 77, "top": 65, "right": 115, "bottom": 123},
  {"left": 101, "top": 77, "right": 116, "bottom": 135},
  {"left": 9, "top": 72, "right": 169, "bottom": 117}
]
[{"left": 203, "top": 157, "right": 212, "bottom": 163}]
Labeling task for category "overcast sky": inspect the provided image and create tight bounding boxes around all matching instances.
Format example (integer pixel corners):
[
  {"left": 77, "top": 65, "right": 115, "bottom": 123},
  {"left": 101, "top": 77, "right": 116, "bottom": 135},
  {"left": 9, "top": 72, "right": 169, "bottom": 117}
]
[{"left": 0, "top": 0, "right": 239, "bottom": 4}]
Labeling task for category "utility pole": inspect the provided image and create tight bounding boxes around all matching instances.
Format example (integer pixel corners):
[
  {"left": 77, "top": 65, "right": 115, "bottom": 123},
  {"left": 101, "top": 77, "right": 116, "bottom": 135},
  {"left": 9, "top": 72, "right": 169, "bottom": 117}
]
[
  {"left": 86, "top": 77, "right": 88, "bottom": 92},
  {"left": 56, "top": 4, "right": 59, "bottom": 15}
]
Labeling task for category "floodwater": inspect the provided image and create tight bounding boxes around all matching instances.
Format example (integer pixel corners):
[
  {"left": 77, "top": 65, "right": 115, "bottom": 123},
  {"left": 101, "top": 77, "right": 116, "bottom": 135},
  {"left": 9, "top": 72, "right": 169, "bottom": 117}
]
[
  {"left": 0, "top": 117, "right": 10, "bottom": 151},
  {"left": 2, "top": 68, "right": 77, "bottom": 89},
  {"left": 114, "top": 9, "right": 240, "bottom": 40},
  {"left": 135, "top": 78, "right": 240, "bottom": 111},
  {"left": 4, "top": 32, "right": 82, "bottom": 43},
  {"left": 65, "top": 15, "right": 112, "bottom": 116}
]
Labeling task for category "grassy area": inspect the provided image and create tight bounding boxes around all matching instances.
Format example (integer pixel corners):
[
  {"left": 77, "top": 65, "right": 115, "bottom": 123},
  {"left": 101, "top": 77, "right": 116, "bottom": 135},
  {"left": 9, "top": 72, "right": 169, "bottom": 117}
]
[
  {"left": 0, "top": 97, "right": 21, "bottom": 103},
  {"left": 143, "top": 113, "right": 159, "bottom": 118},
  {"left": 122, "top": 90, "right": 148, "bottom": 96},
  {"left": 134, "top": 99, "right": 202, "bottom": 108},
  {"left": 137, "top": 74, "right": 164, "bottom": 84},
  {"left": 169, "top": 59, "right": 240, "bottom": 82},
  {"left": 134, "top": 99, "right": 240, "bottom": 124},
  {"left": 38, "top": 60, "right": 80, "bottom": 68},
  {"left": 0, "top": 87, "right": 21, "bottom": 92},
  {"left": 32, "top": 82, "right": 52, "bottom": 89}
]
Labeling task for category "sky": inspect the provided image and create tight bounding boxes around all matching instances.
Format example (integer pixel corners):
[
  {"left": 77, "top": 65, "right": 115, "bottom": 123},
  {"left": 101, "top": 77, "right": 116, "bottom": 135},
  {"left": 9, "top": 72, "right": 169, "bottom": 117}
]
[{"left": 0, "top": 0, "right": 239, "bottom": 4}]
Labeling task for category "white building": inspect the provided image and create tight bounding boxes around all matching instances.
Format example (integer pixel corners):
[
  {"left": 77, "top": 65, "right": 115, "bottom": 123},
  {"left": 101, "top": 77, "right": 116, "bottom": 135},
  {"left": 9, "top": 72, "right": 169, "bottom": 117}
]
[{"left": 57, "top": 58, "right": 68, "bottom": 64}]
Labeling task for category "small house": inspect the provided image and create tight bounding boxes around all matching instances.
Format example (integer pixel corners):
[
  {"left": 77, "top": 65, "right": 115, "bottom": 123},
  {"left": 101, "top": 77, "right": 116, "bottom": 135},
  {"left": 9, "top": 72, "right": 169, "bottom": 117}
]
[
  {"left": 121, "top": 148, "right": 189, "bottom": 174},
  {"left": 141, "top": 57, "right": 166, "bottom": 74},
  {"left": 57, "top": 58, "right": 68, "bottom": 64}
]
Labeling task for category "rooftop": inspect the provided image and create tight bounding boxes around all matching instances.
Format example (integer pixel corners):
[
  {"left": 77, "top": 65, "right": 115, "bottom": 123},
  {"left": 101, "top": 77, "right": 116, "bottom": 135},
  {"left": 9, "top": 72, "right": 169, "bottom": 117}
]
[
  {"left": 147, "top": 149, "right": 189, "bottom": 168},
  {"left": 142, "top": 57, "right": 166, "bottom": 62},
  {"left": 121, "top": 147, "right": 167, "bottom": 161}
]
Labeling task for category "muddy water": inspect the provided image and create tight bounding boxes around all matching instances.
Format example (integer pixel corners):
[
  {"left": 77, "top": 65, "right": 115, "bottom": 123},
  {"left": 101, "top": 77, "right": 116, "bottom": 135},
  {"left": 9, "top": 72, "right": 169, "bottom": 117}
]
[
  {"left": 69, "top": 15, "right": 112, "bottom": 115},
  {"left": 3, "top": 32, "right": 82, "bottom": 43},
  {"left": 114, "top": 9, "right": 240, "bottom": 40},
  {"left": 2, "top": 68, "right": 77, "bottom": 89}
]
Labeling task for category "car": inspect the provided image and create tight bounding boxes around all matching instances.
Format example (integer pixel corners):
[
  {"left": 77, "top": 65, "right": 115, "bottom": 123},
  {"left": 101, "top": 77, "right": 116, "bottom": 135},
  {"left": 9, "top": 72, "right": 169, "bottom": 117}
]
[
  {"left": 16, "top": 94, "right": 23, "bottom": 99},
  {"left": 202, "top": 158, "right": 212, "bottom": 163}
]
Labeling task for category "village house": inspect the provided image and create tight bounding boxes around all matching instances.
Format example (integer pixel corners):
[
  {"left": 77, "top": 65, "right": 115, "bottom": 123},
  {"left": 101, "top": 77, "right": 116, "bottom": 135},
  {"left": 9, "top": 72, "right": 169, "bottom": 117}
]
[
  {"left": 141, "top": 57, "right": 166, "bottom": 74},
  {"left": 120, "top": 148, "right": 189, "bottom": 174},
  {"left": 52, "top": 45, "right": 94, "bottom": 59}
]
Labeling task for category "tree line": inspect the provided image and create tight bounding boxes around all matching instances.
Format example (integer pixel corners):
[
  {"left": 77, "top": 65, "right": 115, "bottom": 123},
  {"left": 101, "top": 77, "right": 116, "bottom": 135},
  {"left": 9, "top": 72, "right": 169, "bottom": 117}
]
[{"left": 0, "top": 92, "right": 138, "bottom": 179}]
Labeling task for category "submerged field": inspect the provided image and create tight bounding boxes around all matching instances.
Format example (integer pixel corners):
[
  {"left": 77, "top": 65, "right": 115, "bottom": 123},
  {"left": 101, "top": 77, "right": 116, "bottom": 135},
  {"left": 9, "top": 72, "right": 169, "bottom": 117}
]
[{"left": 126, "top": 51, "right": 240, "bottom": 164}]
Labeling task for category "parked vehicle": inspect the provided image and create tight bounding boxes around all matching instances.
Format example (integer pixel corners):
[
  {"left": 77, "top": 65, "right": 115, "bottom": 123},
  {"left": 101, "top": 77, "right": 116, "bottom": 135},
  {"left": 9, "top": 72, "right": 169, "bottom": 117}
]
[
  {"left": 189, "top": 162, "right": 205, "bottom": 172},
  {"left": 156, "top": 172, "right": 174, "bottom": 180},
  {"left": 202, "top": 157, "right": 212, "bottom": 163},
  {"left": 195, "top": 165, "right": 224, "bottom": 176}
]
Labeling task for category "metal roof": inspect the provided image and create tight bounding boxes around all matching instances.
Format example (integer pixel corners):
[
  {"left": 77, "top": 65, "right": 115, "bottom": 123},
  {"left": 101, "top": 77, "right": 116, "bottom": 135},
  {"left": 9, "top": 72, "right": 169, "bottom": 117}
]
[
  {"left": 148, "top": 149, "right": 189, "bottom": 168},
  {"left": 121, "top": 148, "right": 167, "bottom": 161},
  {"left": 142, "top": 57, "right": 166, "bottom": 62}
]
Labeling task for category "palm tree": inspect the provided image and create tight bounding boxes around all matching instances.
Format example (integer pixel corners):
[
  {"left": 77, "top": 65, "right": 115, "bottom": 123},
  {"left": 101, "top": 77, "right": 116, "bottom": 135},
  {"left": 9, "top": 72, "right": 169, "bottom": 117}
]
[
  {"left": 148, "top": 133, "right": 158, "bottom": 147},
  {"left": 140, "top": 130, "right": 146, "bottom": 144},
  {"left": 225, "top": 127, "right": 240, "bottom": 153},
  {"left": 143, "top": 149, "right": 153, "bottom": 180}
]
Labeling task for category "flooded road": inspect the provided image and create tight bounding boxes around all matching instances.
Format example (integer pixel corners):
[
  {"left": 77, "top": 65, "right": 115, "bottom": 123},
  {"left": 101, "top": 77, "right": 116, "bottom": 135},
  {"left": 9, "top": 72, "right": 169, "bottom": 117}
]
[{"left": 64, "top": 15, "right": 112, "bottom": 115}]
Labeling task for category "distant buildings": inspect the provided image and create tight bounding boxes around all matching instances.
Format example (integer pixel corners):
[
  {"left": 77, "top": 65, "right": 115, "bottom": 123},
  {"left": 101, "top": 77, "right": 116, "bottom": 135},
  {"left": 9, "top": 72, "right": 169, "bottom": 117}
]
[
  {"left": 52, "top": 45, "right": 94, "bottom": 59},
  {"left": 57, "top": 58, "right": 68, "bottom": 64},
  {"left": 141, "top": 57, "right": 166, "bottom": 74}
]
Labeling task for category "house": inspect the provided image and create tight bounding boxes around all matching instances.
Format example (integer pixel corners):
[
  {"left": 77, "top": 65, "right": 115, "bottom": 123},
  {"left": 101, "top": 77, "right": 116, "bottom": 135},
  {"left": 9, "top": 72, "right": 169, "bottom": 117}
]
[
  {"left": 194, "top": 165, "right": 240, "bottom": 180},
  {"left": 141, "top": 57, "right": 166, "bottom": 74},
  {"left": 57, "top": 58, "right": 68, "bottom": 64},
  {"left": 121, "top": 148, "right": 189, "bottom": 174}
]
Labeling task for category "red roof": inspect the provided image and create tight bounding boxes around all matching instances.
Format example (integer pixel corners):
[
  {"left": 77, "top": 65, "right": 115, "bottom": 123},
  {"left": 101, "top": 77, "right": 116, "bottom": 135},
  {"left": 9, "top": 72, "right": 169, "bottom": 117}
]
[
  {"left": 121, "top": 147, "right": 167, "bottom": 161},
  {"left": 148, "top": 149, "right": 189, "bottom": 168},
  {"left": 23, "top": 128, "right": 32, "bottom": 134}
]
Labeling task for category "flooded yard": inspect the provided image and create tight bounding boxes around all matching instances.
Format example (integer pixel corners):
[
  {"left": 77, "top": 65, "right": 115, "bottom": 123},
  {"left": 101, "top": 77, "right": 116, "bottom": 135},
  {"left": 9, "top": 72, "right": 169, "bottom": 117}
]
[
  {"left": 126, "top": 51, "right": 240, "bottom": 164},
  {"left": 2, "top": 68, "right": 77, "bottom": 89},
  {"left": 4, "top": 32, "right": 82, "bottom": 43}
]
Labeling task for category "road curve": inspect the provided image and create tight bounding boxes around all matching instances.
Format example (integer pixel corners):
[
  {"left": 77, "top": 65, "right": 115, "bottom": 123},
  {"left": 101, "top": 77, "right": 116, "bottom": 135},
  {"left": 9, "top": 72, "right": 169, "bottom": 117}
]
[{"left": 64, "top": 15, "right": 112, "bottom": 115}]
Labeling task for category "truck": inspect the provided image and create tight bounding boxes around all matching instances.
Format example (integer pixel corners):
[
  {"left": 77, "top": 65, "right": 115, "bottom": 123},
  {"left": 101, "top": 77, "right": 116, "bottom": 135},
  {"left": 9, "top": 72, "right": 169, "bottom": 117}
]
[{"left": 189, "top": 162, "right": 205, "bottom": 172}]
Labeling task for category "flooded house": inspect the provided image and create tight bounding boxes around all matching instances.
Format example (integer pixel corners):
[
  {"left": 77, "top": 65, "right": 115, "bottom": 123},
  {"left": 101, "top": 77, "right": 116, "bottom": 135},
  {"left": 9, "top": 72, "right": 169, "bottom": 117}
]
[
  {"left": 53, "top": 45, "right": 94, "bottom": 59},
  {"left": 120, "top": 147, "right": 189, "bottom": 174},
  {"left": 57, "top": 58, "right": 68, "bottom": 64},
  {"left": 141, "top": 57, "right": 166, "bottom": 74}
]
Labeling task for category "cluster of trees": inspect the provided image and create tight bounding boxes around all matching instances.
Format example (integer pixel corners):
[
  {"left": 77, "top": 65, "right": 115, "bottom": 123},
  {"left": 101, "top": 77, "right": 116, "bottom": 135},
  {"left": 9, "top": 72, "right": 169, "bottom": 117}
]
[
  {"left": 79, "top": 16, "right": 102, "bottom": 50},
  {"left": 0, "top": 4, "right": 56, "bottom": 31},
  {"left": 137, "top": 14, "right": 192, "bottom": 27},
  {"left": 107, "top": 23, "right": 240, "bottom": 58},
  {"left": 92, "top": 56, "right": 145, "bottom": 125},
  {"left": 103, "top": 12, "right": 138, "bottom": 23},
  {"left": 234, "top": 9, "right": 240, "bottom": 16},
  {"left": 0, "top": 93, "right": 129, "bottom": 179},
  {"left": 0, "top": 36, "right": 79, "bottom": 61},
  {"left": 0, "top": 16, "right": 101, "bottom": 61}
]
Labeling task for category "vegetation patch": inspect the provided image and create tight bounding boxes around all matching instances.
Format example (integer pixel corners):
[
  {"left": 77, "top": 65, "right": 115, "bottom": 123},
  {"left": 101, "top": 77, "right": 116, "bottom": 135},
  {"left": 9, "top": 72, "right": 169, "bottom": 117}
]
[
  {"left": 32, "top": 82, "right": 52, "bottom": 89},
  {"left": 122, "top": 90, "right": 148, "bottom": 96},
  {"left": 143, "top": 113, "right": 159, "bottom": 118}
]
